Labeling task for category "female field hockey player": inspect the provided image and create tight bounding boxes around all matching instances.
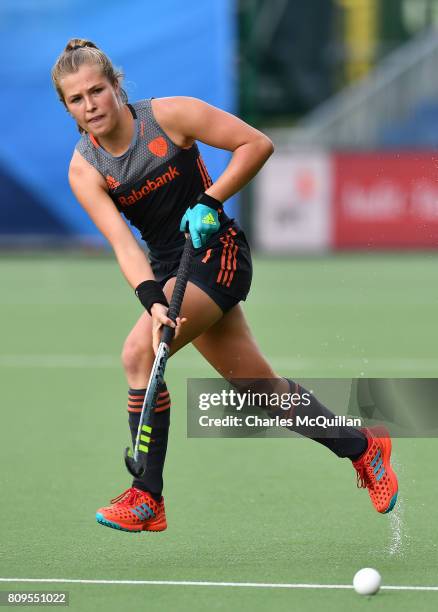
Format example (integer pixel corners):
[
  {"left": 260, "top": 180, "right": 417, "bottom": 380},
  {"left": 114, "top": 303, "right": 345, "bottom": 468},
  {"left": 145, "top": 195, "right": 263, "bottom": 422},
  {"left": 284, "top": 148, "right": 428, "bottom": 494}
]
[{"left": 51, "top": 39, "right": 398, "bottom": 532}]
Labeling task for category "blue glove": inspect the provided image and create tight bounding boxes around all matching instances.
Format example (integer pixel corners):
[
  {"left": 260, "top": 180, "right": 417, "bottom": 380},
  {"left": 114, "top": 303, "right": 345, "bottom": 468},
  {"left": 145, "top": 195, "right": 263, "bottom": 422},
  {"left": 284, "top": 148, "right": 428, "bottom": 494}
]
[{"left": 180, "top": 195, "right": 221, "bottom": 248}]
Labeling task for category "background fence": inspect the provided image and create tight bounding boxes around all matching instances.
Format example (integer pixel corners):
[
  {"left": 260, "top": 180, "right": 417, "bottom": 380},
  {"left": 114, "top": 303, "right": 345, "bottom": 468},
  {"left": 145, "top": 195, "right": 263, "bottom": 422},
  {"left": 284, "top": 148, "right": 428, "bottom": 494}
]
[{"left": 1, "top": 0, "right": 438, "bottom": 250}]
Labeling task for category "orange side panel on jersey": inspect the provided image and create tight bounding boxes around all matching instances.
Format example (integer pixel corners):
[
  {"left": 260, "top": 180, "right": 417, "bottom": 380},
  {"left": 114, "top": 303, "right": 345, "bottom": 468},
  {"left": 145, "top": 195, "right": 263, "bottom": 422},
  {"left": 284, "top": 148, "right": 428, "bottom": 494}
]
[
  {"left": 197, "top": 158, "right": 209, "bottom": 190},
  {"left": 199, "top": 156, "right": 213, "bottom": 187}
]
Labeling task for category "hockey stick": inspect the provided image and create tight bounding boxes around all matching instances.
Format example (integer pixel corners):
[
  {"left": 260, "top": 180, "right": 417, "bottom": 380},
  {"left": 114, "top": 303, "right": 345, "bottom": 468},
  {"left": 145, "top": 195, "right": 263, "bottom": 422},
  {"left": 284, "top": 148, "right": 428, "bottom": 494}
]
[{"left": 124, "top": 235, "right": 193, "bottom": 478}]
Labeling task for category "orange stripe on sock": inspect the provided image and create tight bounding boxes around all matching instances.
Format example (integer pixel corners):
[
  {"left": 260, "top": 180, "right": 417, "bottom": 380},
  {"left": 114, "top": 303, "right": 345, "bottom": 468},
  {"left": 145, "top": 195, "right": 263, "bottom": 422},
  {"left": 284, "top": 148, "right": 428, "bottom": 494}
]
[
  {"left": 154, "top": 403, "right": 171, "bottom": 413},
  {"left": 128, "top": 390, "right": 167, "bottom": 404},
  {"left": 202, "top": 249, "right": 212, "bottom": 264},
  {"left": 128, "top": 400, "right": 170, "bottom": 413},
  {"left": 129, "top": 390, "right": 167, "bottom": 396}
]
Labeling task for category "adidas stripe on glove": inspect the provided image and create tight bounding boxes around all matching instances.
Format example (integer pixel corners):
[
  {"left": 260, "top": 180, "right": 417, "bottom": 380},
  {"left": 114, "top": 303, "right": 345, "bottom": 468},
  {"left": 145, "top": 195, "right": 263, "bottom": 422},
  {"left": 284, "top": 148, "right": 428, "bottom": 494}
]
[{"left": 180, "top": 193, "right": 221, "bottom": 249}]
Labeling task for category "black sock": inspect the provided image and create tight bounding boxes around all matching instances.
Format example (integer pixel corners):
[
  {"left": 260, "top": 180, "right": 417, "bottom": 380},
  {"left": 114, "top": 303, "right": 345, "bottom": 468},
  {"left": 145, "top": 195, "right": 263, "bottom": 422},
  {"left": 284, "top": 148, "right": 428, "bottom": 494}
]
[
  {"left": 127, "top": 383, "right": 171, "bottom": 499},
  {"left": 281, "top": 379, "right": 368, "bottom": 459}
]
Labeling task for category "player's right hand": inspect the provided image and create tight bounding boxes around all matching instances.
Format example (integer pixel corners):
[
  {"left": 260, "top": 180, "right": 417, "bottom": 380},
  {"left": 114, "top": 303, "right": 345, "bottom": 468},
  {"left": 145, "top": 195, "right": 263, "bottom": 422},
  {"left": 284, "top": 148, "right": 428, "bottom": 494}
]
[{"left": 150, "top": 303, "right": 186, "bottom": 354}]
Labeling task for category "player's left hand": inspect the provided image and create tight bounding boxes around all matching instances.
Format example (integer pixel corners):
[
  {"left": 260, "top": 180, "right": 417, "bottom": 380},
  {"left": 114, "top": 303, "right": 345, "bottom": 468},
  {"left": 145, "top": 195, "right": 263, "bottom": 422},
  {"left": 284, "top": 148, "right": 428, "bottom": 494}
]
[
  {"left": 180, "top": 203, "right": 220, "bottom": 249},
  {"left": 150, "top": 303, "right": 187, "bottom": 354}
]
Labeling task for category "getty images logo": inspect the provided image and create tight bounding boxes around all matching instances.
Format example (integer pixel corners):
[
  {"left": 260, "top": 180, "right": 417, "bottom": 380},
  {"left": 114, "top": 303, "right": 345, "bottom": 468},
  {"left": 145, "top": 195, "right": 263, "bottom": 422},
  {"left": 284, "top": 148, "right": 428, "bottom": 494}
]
[{"left": 118, "top": 165, "right": 180, "bottom": 207}]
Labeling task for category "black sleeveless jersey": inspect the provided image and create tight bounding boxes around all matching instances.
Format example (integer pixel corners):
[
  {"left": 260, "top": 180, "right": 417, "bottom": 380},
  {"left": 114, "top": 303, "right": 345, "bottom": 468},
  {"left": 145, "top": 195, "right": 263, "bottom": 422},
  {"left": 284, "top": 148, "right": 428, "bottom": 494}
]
[{"left": 75, "top": 99, "right": 227, "bottom": 248}]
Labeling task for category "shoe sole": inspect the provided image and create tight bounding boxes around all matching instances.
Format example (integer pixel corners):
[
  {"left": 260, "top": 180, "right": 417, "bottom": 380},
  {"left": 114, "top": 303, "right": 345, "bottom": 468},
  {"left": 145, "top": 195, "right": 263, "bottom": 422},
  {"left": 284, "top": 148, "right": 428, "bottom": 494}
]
[
  {"left": 96, "top": 512, "right": 167, "bottom": 532},
  {"left": 369, "top": 426, "right": 399, "bottom": 514}
]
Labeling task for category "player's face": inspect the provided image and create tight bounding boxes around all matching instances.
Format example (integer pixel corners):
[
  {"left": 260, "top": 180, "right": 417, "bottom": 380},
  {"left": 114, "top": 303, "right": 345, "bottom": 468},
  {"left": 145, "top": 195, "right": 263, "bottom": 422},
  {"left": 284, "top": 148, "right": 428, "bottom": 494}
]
[{"left": 61, "top": 63, "right": 122, "bottom": 136}]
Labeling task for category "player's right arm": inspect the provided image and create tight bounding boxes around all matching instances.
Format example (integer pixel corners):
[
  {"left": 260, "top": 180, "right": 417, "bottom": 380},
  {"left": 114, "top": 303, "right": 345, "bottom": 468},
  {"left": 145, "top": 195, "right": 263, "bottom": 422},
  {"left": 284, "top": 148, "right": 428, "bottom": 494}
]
[
  {"left": 68, "top": 151, "right": 179, "bottom": 348},
  {"left": 69, "top": 150, "right": 155, "bottom": 288}
]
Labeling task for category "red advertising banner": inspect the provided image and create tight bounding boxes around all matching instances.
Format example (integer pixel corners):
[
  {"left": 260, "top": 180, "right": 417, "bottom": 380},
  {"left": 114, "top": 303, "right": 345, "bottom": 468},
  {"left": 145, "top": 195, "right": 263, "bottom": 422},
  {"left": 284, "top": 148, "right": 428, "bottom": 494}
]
[{"left": 333, "top": 153, "right": 438, "bottom": 248}]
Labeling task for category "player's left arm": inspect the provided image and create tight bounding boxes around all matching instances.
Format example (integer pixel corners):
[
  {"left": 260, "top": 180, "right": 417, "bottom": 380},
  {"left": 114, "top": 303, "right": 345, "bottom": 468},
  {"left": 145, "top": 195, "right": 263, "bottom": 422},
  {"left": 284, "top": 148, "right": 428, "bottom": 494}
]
[{"left": 153, "top": 96, "right": 274, "bottom": 202}]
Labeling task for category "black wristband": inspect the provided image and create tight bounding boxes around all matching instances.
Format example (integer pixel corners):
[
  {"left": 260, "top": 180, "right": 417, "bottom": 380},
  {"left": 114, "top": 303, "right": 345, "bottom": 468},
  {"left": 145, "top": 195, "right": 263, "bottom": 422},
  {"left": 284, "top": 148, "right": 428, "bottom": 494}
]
[
  {"left": 191, "top": 192, "right": 222, "bottom": 211},
  {"left": 135, "top": 280, "right": 169, "bottom": 315}
]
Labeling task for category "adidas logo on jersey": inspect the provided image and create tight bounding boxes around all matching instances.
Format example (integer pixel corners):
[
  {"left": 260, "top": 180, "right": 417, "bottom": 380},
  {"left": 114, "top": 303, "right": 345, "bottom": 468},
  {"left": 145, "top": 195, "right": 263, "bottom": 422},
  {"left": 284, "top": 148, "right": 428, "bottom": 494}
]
[
  {"left": 118, "top": 165, "right": 180, "bottom": 206},
  {"left": 106, "top": 175, "right": 121, "bottom": 190}
]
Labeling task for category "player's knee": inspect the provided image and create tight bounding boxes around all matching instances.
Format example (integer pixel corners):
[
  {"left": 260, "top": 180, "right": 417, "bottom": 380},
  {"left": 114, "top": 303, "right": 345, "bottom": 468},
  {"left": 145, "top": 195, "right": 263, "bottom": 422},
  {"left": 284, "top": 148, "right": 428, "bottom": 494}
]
[{"left": 121, "top": 336, "right": 153, "bottom": 374}]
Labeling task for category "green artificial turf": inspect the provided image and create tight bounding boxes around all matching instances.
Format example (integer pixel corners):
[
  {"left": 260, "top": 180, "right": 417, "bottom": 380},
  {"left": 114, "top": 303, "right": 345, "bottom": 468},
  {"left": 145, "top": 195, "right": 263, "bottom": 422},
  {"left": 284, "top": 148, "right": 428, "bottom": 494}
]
[{"left": 1, "top": 253, "right": 437, "bottom": 611}]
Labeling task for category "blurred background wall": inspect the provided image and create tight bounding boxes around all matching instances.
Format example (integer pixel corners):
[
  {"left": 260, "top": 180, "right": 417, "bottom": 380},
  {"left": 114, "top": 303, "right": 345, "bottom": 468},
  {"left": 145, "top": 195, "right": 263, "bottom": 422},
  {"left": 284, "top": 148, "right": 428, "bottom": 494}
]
[
  {"left": 240, "top": 0, "right": 438, "bottom": 252},
  {"left": 1, "top": 0, "right": 438, "bottom": 251},
  {"left": 0, "top": 0, "right": 235, "bottom": 246}
]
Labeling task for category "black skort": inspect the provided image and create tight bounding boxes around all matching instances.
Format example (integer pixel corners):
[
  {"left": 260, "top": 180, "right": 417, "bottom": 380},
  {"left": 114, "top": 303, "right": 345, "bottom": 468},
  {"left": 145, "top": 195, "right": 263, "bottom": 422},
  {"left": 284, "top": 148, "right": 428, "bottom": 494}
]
[{"left": 148, "top": 220, "right": 253, "bottom": 312}]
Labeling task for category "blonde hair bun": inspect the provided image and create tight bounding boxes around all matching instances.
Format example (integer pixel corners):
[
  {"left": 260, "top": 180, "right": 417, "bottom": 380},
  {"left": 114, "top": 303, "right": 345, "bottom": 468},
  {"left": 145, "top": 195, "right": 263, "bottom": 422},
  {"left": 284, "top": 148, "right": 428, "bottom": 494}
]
[{"left": 65, "top": 38, "right": 98, "bottom": 52}]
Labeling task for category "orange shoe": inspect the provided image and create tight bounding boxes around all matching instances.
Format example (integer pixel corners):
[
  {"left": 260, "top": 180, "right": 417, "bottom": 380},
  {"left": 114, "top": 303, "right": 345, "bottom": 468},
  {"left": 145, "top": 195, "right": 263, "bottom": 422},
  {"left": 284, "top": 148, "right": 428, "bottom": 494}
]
[
  {"left": 96, "top": 487, "right": 167, "bottom": 532},
  {"left": 352, "top": 427, "right": 398, "bottom": 514}
]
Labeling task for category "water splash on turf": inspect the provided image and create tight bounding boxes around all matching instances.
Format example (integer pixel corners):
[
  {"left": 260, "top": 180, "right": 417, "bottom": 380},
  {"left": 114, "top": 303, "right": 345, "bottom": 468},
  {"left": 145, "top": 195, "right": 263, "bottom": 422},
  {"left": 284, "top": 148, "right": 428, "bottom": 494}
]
[
  {"left": 389, "top": 494, "right": 404, "bottom": 556},
  {"left": 388, "top": 454, "right": 409, "bottom": 557}
]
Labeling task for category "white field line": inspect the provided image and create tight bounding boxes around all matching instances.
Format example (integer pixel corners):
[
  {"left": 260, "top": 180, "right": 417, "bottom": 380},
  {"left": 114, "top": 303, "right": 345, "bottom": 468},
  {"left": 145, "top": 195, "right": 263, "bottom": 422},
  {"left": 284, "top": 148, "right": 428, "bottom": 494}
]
[
  {"left": 0, "top": 578, "right": 437, "bottom": 591},
  {"left": 0, "top": 354, "right": 438, "bottom": 371}
]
